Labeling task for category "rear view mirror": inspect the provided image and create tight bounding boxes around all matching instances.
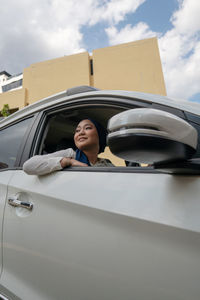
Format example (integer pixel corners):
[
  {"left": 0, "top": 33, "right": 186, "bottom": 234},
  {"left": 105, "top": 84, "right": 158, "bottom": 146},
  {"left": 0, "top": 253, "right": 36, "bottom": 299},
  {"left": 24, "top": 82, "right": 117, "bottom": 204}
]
[{"left": 107, "top": 108, "right": 198, "bottom": 164}]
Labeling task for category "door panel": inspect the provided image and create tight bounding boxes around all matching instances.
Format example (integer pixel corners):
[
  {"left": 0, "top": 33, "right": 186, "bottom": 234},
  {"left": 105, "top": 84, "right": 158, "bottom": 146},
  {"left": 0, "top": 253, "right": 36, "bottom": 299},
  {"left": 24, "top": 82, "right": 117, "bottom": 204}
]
[
  {"left": 1, "top": 170, "right": 200, "bottom": 300},
  {"left": 0, "top": 171, "right": 14, "bottom": 278}
]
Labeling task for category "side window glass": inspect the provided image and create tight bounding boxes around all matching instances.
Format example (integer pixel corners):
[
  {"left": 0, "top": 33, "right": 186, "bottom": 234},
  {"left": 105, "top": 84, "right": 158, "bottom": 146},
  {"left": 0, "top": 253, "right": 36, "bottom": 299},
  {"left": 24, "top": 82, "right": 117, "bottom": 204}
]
[
  {"left": 0, "top": 118, "right": 33, "bottom": 169},
  {"left": 190, "top": 122, "right": 200, "bottom": 159}
]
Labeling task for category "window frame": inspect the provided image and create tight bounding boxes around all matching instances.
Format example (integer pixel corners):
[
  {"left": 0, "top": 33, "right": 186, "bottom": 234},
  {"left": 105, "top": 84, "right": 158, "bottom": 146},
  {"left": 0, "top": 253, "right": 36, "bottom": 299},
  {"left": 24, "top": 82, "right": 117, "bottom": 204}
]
[
  {"left": 26, "top": 96, "right": 149, "bottom": 159},
  {"left": 19, "top": 94, "right": 200, "bottom": 175},
  {"left": 0, "top": 113, "right": 39, "bottom": 171}
]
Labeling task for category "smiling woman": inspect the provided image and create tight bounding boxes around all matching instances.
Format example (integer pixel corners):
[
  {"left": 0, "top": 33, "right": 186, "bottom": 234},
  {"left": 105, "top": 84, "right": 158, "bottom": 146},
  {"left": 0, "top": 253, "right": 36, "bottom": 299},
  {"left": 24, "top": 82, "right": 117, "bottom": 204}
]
[{"left": 23, "top": 118, "right": 113, "bottom": 175}]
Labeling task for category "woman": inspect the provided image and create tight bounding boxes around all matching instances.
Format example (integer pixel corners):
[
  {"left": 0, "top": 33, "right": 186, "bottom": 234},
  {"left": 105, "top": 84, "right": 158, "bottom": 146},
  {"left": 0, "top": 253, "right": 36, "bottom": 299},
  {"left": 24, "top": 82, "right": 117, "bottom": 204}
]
[{"left": 23, "top": 119, "right": 112, "bottom": 175}]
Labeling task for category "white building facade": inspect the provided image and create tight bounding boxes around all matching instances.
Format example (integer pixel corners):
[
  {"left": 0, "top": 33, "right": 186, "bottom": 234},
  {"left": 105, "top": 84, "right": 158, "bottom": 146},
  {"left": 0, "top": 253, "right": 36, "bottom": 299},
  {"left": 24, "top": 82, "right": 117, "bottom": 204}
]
[{"left": 0, "top": 71, "right": 23, "bottom": 93}]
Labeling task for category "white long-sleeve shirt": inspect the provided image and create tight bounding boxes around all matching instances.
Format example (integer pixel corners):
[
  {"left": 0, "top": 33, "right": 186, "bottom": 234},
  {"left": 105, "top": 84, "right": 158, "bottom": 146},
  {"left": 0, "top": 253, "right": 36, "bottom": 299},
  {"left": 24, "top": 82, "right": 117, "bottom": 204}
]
[{"left": 23, "top": 148, "right": 112, "bottom": 175}]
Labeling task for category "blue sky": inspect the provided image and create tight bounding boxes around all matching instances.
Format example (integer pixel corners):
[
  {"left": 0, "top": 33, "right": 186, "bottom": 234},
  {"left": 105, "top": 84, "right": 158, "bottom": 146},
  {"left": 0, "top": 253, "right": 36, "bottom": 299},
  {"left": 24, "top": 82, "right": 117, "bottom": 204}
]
[
  {"left": 82, "top": 0, "right": 179, "bottom": 52},
  {"left": 0, "top": 0, "right": 199, "bottom": 102},
  {"left": 130, "top": 0, "right": 179, "bottom": 33}
]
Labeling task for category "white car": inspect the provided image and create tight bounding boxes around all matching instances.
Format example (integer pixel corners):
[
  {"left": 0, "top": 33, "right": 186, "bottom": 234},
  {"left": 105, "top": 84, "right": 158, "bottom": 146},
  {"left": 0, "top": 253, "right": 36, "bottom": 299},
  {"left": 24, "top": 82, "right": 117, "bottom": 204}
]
[{"left": 0, "top": 86, "right": 199, "bottom": 300}]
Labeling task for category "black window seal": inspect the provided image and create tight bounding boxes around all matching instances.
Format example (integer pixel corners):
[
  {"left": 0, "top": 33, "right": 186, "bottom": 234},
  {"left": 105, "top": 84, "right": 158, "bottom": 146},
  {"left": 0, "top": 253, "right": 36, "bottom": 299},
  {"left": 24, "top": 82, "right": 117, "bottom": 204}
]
[
  {"left": 62, "top": 166, "right": 159, "bottom": 174},
  {"left": 8, "top": 165, "right": 200, "bottom": 176},
  {"left": 152, "top": 103, "right": 185, "bottom": 119},
  {"left": 5, "top": 165, "right": 163, "bottom": 174},
  {"left": 184, "top": 111, "right": 200, "bottom": 125}
]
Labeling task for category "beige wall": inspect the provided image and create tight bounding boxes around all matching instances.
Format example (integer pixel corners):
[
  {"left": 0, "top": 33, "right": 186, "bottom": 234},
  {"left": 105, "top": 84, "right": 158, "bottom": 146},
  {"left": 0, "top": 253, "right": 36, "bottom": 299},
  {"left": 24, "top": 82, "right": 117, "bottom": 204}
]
[
  {"left": 0, "top": 88, "right": 26, "bottom": 111},
  {"left": 99, "top": 147, "right": 125, "bottom": 166},
  {"left": 23, "top": 52, "right": 91, "bottom": 104},
  {"left": 93, "top": 37, "right": 166, "bottom": 95},
  {"left": 0, "top": 37, "right": 166, "bottom": 110}
]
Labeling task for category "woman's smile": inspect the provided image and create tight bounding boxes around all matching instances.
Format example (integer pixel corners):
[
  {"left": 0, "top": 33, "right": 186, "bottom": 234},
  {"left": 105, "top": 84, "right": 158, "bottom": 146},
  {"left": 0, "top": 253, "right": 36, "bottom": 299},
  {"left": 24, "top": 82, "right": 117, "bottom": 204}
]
[{"left": 78, "top": 137, "right": 87, "bottom": 142}]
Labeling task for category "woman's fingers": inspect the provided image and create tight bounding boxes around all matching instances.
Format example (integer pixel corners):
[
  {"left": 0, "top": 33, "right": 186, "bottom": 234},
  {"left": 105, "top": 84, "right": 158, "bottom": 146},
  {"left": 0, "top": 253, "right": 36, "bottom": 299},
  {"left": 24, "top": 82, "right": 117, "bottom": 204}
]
[
  {"left": 60, "top": 157, "right": 88, "bottom": 168},
  {"left": 70, "top": 159, "right": 88, "bottom": 166}
]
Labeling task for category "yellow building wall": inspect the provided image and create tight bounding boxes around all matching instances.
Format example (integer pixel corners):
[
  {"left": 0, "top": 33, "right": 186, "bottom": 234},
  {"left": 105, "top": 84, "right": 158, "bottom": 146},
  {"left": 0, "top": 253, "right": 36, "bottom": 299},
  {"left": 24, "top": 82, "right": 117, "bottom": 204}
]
[
  {"left": 0, "top": 88, "right": 26, "bottom": 111},
  {"left": 0, "top": 37, "right": 166, "bottom": 110},
  {"left": 98, "top": 146, "right": 125, "bottom": 166},
  {"left": 23, "top": 52, "right": 91, "bottom": 105},
  {"left": 93, "top": 37, "right": 166, "bottom": 95}
]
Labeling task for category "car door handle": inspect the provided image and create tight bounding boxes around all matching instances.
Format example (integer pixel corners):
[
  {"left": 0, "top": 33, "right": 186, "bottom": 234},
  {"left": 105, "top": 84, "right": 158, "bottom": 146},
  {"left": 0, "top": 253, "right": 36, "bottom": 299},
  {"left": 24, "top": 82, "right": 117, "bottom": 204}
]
[{"left": 8, "top": 196, "right": 33, "bottom": 211}]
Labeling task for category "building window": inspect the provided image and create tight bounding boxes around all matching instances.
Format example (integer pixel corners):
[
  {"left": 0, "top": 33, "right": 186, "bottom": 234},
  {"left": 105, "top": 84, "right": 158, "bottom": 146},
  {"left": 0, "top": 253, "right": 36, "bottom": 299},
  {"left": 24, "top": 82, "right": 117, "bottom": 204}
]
[{"left": 2, "top": 79, "right": 23, "bottom": 92}]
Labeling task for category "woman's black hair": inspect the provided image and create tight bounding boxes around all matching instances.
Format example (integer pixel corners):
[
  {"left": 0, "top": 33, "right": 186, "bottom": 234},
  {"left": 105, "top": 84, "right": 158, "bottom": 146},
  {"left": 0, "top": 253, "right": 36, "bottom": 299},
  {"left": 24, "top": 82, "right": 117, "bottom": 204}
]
[{"left": 87, "top": 118, "right": 107, "bottom": 153}]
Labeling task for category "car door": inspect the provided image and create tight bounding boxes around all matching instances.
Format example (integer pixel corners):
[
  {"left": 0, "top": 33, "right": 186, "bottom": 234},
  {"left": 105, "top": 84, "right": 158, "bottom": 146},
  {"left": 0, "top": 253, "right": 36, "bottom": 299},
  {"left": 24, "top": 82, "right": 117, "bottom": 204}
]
[
  {"left": 0, "top": 171, "right": 13, "bottom": 280},
  {"left": 0, "top": 116, "right": 35, "bottom": 299},
  {"left": 0, "top": 123, "right": 18, "bottom": 281},
  {"left": 1, "top": 167, "right": 200, "bottom": 300},
  {"left": 1, "top": 100, "right": 200, "bottom": 300}
]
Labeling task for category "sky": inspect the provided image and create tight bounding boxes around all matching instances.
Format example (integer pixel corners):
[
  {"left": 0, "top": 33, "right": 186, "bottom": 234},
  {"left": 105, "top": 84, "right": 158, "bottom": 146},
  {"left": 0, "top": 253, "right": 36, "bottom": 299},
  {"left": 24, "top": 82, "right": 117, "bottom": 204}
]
[{"left": 0, "top": 0, "right": 200, "bottom": 103}]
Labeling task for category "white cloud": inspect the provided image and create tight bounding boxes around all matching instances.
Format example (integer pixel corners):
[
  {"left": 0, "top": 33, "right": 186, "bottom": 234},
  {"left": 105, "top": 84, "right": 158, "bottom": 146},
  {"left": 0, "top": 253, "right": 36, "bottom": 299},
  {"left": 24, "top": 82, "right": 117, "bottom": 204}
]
[
  {"left": 106, "top": 22, "right": 157, "bottom": 45},
  {"left": 159, "top": 0, "right": 200, "bottom": 100},
  {"left": 106, "top": 0, "right": 200, "bottom": 101},
  {"left": 0, "top": 0, "right": 146, "bottom": 74},
  {"left": 171, "top": 0, "right": 200, "bottom": 36},
  {"left": 0, "top": 0, "right": 89, "bottom": 73},
  {"left": 40, "top": 28, "right": 85, "bottom": 56},
  {"left": 89, "top": 0, "right": 146, "bottom": 25}
]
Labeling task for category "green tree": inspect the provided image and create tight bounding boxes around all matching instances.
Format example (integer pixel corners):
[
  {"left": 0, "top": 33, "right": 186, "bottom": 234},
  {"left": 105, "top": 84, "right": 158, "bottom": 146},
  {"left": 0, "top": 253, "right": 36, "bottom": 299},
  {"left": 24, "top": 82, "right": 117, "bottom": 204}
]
[{"left": 1, "top": 104, "right": 10, "bottom": 117}]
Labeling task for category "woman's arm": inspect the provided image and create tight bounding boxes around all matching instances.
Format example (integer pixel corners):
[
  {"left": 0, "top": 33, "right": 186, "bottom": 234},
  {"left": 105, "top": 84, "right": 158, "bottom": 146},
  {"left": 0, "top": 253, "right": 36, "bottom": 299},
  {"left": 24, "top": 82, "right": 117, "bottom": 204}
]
[{"left": 23, "top": 149, "right": 75, "bottom": 175}]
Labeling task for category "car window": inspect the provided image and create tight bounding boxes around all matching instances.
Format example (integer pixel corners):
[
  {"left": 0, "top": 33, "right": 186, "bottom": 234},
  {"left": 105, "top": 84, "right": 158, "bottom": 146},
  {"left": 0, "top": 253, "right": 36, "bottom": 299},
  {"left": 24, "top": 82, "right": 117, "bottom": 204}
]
[
  {"left": 190, "top": 122, "right": 200, "bottom": 158},
  {"left": 0, "top": 117, "right": 33, "bottom": 169},
  {"left": 36, "top": 105, "right": 127, "bottom": 166}
]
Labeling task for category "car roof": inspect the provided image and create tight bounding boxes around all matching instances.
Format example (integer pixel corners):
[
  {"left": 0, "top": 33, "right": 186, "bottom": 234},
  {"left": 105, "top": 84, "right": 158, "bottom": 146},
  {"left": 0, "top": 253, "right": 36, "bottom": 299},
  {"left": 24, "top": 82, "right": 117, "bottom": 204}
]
[{"left": 0, "top": 88, "right": 200, "bottom": 127}]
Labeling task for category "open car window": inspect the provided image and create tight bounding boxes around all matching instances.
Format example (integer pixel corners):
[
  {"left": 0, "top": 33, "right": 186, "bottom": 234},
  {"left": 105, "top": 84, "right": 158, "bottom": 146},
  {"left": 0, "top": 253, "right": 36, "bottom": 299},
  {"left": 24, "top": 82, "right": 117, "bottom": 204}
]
[
  {"left": 37, "top": 105, "right": 127, "bottom": 167},
  {"left": 31, "top": 98, "right": 200, "bottom": 173}
]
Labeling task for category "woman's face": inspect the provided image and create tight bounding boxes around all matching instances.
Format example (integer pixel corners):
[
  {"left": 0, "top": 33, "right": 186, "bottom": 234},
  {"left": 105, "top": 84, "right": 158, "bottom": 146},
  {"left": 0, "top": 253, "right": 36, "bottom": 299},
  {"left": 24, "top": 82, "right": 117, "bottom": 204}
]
[{"left": 74, "top": 119, "right": 99, "bottom": 151}]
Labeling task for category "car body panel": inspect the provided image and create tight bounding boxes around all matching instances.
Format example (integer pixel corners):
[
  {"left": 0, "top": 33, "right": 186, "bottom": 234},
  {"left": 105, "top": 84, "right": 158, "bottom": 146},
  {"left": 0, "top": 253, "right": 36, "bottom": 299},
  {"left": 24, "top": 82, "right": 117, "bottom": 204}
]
[
  {"left": 1, "top": 169, "right": 200, "bottom": 300},
  {"left": 0, "top": 88, "right": 200, "bottom": 299},
  {"left": 0, "top": 171, "right": 14, "bottom": 278}
]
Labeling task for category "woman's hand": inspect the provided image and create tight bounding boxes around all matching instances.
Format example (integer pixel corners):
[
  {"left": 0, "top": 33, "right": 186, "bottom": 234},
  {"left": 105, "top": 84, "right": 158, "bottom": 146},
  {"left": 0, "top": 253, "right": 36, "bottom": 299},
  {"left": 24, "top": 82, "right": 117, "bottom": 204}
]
[
  {"left": 60, "top": 157, "right": 88, "bottom": 168},
  {"left": 70, "top": 159, "right": 88, "bottom": 167}
]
